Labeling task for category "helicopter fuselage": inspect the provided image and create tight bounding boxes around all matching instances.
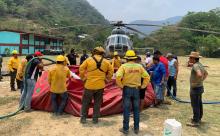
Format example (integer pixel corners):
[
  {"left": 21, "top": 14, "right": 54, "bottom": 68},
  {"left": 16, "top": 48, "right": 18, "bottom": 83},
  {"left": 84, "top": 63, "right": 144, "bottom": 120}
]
[{"left": 105, "top": 34, "right": 133, "bottom": 57}]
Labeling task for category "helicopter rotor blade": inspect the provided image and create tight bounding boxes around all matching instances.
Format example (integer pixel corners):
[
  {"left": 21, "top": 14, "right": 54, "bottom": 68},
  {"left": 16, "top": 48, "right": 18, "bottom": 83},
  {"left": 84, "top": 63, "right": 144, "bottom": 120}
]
[
  {"left": 49, "top": 24, "right": 108, "bottom": 30},
  {"left": 124, "top": 26, "right": 158, "bottom": 42},
  {"left": 126, "top": 23, "right": 220, "bottom": 35},
  {"left": 124, "top": 26, "right": 148, "bottom": 37}
]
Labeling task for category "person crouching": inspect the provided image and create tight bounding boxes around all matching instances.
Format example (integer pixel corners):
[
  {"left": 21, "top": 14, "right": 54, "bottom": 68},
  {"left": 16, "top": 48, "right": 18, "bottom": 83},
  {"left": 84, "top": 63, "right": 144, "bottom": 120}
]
[{"left": 48, "top": 55, "right": 71, "bottom": 115}]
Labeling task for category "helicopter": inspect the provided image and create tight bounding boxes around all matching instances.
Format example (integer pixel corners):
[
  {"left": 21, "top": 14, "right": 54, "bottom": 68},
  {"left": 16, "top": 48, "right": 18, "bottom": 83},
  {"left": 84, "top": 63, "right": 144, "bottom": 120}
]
[{"left": 104, "top": 21, "right": 154, "bottom": 57}]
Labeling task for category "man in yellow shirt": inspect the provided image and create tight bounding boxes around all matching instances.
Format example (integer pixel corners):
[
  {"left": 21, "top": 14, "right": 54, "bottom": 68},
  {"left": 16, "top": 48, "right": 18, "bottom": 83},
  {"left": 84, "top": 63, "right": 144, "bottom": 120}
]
[
  {"left": 112, "top": 51, "right": 121, "bottom": 69},
  {"left": 16, "top": 55, "right": 33, "bottom": 94},
  {"left": 8, "top": 50, "right": 20, "bottom": 91},
  {"left": 116, "top": 50, "right": 150, "bottom": 135},
  {"left": 79, "top": 46, "right": 114, "bottom": 124},
  {"left": 48, "top": 55, "right": 71, "bottom": 115}
]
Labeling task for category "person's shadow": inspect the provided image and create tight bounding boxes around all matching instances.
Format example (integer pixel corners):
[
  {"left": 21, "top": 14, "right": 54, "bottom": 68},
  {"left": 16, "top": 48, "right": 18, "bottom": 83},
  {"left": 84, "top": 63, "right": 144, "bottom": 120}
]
[{"left": 197, "top": 121, "right": 210, "bottom": 134}]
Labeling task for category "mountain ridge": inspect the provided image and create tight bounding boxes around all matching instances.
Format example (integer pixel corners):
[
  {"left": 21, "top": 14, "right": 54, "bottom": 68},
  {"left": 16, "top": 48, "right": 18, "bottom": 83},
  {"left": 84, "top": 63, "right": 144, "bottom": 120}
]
[{"left": 129, "top": 16, "right": 183, "bottom": 35}]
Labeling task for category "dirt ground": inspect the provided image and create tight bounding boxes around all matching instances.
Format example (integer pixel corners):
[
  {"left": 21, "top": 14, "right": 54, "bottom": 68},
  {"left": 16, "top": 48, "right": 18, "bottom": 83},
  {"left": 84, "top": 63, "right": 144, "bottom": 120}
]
[{"left": 0, "top": 56, "right": 220, "bottom": 136}]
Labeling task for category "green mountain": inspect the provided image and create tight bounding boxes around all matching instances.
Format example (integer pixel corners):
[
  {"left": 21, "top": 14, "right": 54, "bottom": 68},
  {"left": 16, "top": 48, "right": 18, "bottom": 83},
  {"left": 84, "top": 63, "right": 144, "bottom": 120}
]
[{"left": 0, "top": 0, "right": 108, "bottom": 40}]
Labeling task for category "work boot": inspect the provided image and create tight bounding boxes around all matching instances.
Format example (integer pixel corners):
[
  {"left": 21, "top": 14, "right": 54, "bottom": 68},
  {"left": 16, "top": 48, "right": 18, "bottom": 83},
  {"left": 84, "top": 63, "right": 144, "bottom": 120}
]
[
  {"left": 186, "top": 121, "right": 200, "bottom": 127},
  {"left": 119, "top": 128, "right": 129, "bottom": 135},
  {"left": 93, "top": 118, "right": 99, "bottom": 124},
  {"left": 190, "top": 118, "right": 201, "bottom": 123},
  {"left": 134, "top": 129, "right": 139, "bottom": 134},
  {"left": 80, "top": 117, "right": 87, "bottom": 124}
]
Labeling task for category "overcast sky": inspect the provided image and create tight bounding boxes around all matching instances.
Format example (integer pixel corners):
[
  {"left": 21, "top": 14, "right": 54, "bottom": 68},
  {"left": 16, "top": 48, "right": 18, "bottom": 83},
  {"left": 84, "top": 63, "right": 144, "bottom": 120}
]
[{"left": 87, "top": 0, "right": 220, "bottom": 22}]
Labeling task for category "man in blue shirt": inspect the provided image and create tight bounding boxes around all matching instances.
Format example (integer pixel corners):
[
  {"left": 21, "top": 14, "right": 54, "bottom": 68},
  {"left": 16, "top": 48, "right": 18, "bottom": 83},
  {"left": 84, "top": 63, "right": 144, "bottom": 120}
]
[{"left": 148, "top": 56, "right": 166, "bottom": 106}]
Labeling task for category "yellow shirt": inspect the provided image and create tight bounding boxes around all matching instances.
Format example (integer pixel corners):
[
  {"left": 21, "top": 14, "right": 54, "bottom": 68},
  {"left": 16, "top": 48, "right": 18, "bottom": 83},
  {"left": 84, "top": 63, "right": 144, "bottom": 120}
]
[
  {"left": 79, "top": 55, "right": 114, "bottom": 90},
  {"left": 16, "top": 58, "right": 27, "bottom": 81},
  {"left": 8, "top": 57, "right": 20, "bottom": 72},
  {"left": 116, "top": 62, "right": 150, "bottom": 89},
  {"left": 112, "top": 57, "right": 121, "bottom": 68},
  {"left": 48, "top": 64, "right": 71, "bottom": 94}
]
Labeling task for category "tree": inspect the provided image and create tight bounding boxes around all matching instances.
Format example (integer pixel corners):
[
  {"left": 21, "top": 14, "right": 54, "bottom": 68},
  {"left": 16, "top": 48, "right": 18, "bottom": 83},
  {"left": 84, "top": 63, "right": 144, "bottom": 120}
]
[
  {"left": 195, "top": 35, "right": 220, "bottom": 57},
  {"left": 0, "top": 0, "right": 7, "bottom": 15}
]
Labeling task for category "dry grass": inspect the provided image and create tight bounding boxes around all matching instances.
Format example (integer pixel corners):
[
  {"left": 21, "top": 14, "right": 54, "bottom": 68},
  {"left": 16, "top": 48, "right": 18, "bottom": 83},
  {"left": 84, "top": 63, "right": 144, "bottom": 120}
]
[{"left": 0, "top": 56, "right": 220, "bottom": 136}]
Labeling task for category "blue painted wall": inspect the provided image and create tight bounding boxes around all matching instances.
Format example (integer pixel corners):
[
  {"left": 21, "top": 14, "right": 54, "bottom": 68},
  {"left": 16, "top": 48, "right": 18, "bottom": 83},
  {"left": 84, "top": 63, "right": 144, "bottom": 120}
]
[{"left": 0, "top": 31, "right": 20, "bottom": 44}]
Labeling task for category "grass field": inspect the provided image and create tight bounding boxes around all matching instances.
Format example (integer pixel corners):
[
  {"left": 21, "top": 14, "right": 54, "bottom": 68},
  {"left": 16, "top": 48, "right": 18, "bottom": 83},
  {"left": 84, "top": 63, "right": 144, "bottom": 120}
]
[{"left": 0, "top": 56, "right": 220, "bottom": 136}]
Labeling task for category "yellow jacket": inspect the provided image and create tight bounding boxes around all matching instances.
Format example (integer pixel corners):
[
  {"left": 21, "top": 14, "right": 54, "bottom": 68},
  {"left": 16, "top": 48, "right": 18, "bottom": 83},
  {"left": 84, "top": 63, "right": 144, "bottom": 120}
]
[
  {"left": 79, "top": 55, "right": 114, "bottom": 90},
  {"left": 112, "top": 56, "right": 121, "bottom": 68},
  {"left": 8, "top": 57, "right": 20, "bottom": 72},
  {"left": 16, "top": 58, "right": 27, "bottom": 81},
  {"left": 116, "top": 61, "right": 150, "bottom": 89},
  {"left": 48, "top": 64, "right": 71, "bottom": 94}
]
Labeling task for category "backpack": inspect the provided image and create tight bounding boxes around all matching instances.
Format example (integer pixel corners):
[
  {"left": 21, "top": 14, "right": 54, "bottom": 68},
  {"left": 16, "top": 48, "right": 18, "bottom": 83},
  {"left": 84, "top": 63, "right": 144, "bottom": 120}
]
[{"left": 90, "top": 56, "right": 105, "bottom": 73}]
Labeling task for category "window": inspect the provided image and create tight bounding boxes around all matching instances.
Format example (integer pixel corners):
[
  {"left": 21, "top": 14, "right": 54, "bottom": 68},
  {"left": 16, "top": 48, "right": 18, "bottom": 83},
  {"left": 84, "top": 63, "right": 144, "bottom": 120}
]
[
  {"left": 109, "top": 37, "right": 115, "bottom": 45},
  {"left": 122, "top": 37, "right": 126, "bottom": 44},
  {"left": 22, "top": 34, "right": 29, "bottom": 40}
]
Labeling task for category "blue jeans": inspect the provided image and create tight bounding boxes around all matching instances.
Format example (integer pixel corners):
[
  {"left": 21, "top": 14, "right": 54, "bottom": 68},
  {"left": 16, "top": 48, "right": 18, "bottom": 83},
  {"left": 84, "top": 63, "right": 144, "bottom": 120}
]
[
  {"left": 51, "top": 92, "right": 68, "bottom": 114},
  {"left": 153, "top": 84, "right": 163, "bottom": 100},
  {"left": 20, "top": 79, "right": 36, "bottom": 110},
  {"left": 123, "top": 86, "right": 140, "bottom": 131}
]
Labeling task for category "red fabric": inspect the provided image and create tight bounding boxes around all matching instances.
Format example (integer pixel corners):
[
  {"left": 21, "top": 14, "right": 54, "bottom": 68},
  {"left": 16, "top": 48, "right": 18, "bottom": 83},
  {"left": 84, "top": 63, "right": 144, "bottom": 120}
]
[
  {"left": 31, "top": 66, "right": 155, "bottom": 117},
  {"left": 160, "top": 56, "right": 169, "bottom": 77}
]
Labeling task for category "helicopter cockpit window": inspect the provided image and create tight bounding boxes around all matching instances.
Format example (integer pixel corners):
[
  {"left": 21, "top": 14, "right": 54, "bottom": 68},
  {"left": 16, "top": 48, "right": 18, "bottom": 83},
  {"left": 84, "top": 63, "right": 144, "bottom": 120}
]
[
  {"left": 109, "top": 37, "right": 116, "bottom": 45},
  {"left": 122, "top": 37, "right": 126, "bottom": 45}
]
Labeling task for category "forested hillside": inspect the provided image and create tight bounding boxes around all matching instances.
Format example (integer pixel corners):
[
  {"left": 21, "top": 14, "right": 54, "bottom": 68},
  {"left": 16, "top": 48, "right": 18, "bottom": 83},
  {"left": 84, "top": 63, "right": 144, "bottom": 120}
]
[
  {"left": 139, "top": 8, "right": 220, "bottom": 57},
  {"left": 0, "top": 0, "right": 109, "bottom": 49}
]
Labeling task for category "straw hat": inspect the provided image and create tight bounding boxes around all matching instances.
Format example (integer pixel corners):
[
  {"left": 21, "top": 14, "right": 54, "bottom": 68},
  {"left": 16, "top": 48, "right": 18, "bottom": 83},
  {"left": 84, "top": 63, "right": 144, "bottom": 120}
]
[
  {"left": 187, "top": 51, "right": 202, "bottom": 58},
  {"left": 166, "top": 53, "right": 173, "bottom": 58}
]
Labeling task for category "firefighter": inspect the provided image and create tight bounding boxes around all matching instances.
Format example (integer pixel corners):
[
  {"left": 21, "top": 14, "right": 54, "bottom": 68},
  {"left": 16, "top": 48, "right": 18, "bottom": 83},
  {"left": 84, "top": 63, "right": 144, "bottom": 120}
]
[
  {"left": 48, "top": 55, "right": 71, "bottom": 115},
  {"left": 111, "top": 51, "right": 121, "bottom": 69},
  {"left": 8, "top": 50, "right": 20, "bottom": 91},
  {"left": 16, "top": 55, "right": 33, "bottom": 94},
  {"left": 79, "top": 46, "right": 114, "bottom": 124},
  {"left": 116, "top": 50, "right": 150, "bottom": 135}
]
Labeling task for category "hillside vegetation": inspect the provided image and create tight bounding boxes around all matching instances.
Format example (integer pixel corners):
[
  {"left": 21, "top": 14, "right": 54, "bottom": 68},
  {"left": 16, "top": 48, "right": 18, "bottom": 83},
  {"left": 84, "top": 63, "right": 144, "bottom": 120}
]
[
  {"left": 0, "top": 0, "right": 110, "bottom": 50},
  {"left": 133, "top": 8, "right": 220, "bottom": 57}
]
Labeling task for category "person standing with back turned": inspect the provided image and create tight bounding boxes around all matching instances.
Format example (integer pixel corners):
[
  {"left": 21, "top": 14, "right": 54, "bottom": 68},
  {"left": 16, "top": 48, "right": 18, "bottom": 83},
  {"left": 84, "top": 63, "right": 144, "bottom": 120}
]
[
  {"left": 116, "top": 50, "right": 150, "bottom": 135},
  {"left": 186, "top": 52, "right": 208, "bottom": 127},
  {"left": 48, "top": 55, "right": 71, "bottom": 116},
  {"left": 79, "top": 46, "right": 114, "bottom": 124}
]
